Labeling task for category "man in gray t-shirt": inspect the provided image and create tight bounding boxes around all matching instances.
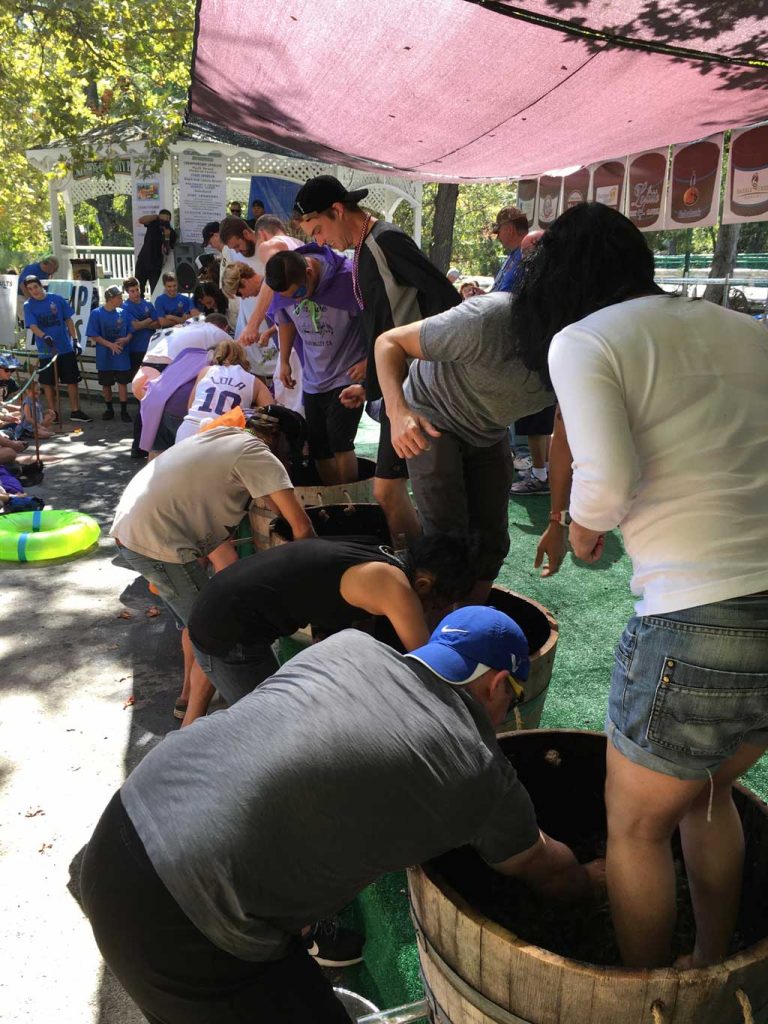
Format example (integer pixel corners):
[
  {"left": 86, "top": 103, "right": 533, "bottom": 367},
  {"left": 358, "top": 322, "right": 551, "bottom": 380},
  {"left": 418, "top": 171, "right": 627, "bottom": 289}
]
[
  {"left": 81, "top": 607, "right": 599, "bottom": 1024},
  {"left": 375, "top": 293, "right": 554, "bottom": 591}
]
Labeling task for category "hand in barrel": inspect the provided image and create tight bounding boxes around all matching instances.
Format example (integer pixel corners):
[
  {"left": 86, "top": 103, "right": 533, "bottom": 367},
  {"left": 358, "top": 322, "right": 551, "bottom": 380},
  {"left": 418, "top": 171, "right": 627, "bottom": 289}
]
[
  {"left": 390, "top": 403, "right": 441, "bottom": 459},
  {"left": 534, "top": 523, "right": 568, "bottom": 578}
]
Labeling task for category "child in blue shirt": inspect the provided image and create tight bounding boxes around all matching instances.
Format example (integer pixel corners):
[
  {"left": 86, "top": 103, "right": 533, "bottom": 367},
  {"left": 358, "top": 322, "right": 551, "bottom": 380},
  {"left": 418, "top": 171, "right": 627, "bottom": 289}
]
[
  {"left": 86, "top": 286, "right": 133, "bottom": 422},
  {"left": 122, "top": 276, "right": 159, "bottom": 369},
  {"left": 154, "top": 273, "right": 193, "bottom": 326}
]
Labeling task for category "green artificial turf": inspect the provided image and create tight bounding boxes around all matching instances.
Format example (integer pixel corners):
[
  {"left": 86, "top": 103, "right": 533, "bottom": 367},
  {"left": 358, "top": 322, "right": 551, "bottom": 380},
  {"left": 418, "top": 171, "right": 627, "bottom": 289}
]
[{"left": 319, "top": 418, "right": 768, "bottom": 1010}]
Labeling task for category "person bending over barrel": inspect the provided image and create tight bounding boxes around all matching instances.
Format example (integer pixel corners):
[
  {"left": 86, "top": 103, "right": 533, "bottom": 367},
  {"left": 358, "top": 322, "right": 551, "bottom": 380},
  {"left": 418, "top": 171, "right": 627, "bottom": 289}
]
[
  {"left": 187, "top": 531, "right": 479, "bottom": 707},
  {"left": 81, "top": 606, "right": 604, "bottom": 1024}
]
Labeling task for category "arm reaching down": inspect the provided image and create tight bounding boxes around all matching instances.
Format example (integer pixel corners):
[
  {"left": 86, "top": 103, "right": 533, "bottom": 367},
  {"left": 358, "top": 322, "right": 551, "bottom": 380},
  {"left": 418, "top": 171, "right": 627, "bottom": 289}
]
[
  {"left": 375, "top": 322, "right": 441, "bottom": 458},
  {"left": 340, "top": 562, "right": 430, "bottom": 650}
]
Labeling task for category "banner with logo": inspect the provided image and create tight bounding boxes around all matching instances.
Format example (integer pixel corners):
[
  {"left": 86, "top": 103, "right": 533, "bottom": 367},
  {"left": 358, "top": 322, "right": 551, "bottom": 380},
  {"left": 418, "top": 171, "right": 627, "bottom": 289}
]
[
  {"left": 130, "top": 160, "right": 170, "bottom": 252},
  {"left": 561, "top": 167, "right": 591, "bottom": 210},
  {"left": 516, "top": 179, "right": 538, "bottom": 224},
  {"left": 179, "top": 152, "right": 228, "bottom": 243},
  {"left": 664, "top": 134, "right": 723, "bottom": 230},
  {"left": 626, "top": 149, "right": 668, "bottom": 231},
  {"left": 723, "top": 123, "right": 768, "bottom": 225},
  {"left": 590, "top": 160, "right": 626, "bottom": 210},
  {"left": 536, "top": 176, "right": 562, "bottom": 229}
]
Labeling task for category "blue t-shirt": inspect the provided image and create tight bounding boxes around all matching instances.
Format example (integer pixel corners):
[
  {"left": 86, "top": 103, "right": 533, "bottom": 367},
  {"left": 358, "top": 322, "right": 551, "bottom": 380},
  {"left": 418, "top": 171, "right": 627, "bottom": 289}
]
[
  {"left": 18, "top": 262, "right": 51, "bottom": 295},
  {"left": 492, "top": 247, "right": 523, "bottom": 293},
  {"left": 23, "top": 293, "right": 76, "bottom": 356},
  {"left": 155, "top": 293, "right": 193, "bottom": 321},
  {"left": 86, "top": 306, "right": 132, "bottom": 372},
  {"left": 123, "top": 298, "right": 158, "bottom": 356}
]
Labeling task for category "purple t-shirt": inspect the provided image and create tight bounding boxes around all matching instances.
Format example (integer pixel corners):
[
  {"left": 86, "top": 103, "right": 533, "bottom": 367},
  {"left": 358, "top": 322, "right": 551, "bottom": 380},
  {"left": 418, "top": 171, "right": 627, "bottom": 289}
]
[{"left": 269, "top": 245, "right": 366, "bottom": 395}]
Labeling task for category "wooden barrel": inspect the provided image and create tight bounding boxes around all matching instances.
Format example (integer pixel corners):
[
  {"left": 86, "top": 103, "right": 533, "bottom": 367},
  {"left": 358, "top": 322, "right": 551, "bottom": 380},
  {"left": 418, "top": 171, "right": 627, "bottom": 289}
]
[
  {"left": 489, "top": 586, "right": 558, "bottom": 732},
  {"left": 409, "top": 730, "right": 768, "bottom": 1024},
  {"left": 249, "top": 456, "right": 377, "bottom": 550}
]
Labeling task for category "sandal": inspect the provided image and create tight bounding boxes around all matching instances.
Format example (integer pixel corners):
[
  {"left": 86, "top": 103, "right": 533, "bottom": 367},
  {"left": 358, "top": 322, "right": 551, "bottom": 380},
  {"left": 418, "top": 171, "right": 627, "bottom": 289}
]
[{"left": 173, "top": 698, "right": 188, "bottom": 721}]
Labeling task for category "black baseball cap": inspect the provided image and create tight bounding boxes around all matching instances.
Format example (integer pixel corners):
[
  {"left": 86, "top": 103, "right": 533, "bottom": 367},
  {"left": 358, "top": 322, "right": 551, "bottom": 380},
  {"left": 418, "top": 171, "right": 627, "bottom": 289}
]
[
  {"left": 294, "top": 175, "right": 369, "bottom": 217},
  {"left": 202, "top": 221, "right": 220, "bottom": 244}
]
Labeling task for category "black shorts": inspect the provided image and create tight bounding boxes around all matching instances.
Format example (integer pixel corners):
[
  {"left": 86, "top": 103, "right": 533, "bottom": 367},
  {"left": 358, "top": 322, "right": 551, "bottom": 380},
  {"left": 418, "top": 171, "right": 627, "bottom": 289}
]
[
  {"left": 304, "top": 387, "right": 363, "bottom": 460},
  {"left": 375, "top": 405, "right": 408, "bottom": 480},
  {"left": 39, "top": 351, "right": 81, "bottom": 386},
  {"left": 515, "top": 403, "right": 556, "bottom": 436},
  {"left": 130, "top": 351, "right": 147, "bottom": 373},
  {"left": 98, "top": 369, "right": 134, "bottom": 387}
]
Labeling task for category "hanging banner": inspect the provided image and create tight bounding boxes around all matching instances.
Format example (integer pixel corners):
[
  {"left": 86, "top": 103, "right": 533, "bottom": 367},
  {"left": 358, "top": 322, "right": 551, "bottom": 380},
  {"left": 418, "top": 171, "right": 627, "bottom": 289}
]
[
  {"left": 562, "top": 167, "right": 591, "bottom": 209},
  {"left": 723, "top": 124, "right": 768, "bottom": 225},
  {"left": 0, "top": 274, "right": 17, "bottom": 343},
  {"left": 179, "top": 152, "right": 228, "bottom": 243},
  {"left": 536, "top": 176, "right": 562, "bottom": 229},
  {"left": 626, "top": 149, "right": 668, "bottom": 231},
  {"left": 590, "top": 160, "right": 626, "bottom": 210},
  {"left": 664, "top": 135, "right": 723, "bottom": 230},
  {"left": 130, "top": 161, "right": 169, "bottom": 252},
  {"left": 248, "top": 176, "right": 300, "bottom": 223},
  {"left": 516, "top": 179, "right": 538, "bottom": 224}
]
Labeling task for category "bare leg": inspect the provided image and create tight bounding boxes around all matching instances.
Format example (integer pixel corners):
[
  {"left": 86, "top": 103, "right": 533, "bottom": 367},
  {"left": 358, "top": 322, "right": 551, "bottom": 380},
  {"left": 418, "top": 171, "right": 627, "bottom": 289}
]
[
  {"left": 528, "top": 433, "right": 550, "bottom": 472},
  {"left": 679, "top": 742, "right": 765, "bottom": 966},
  {"left": 373, "top": 476, "right": 420, "bottom": 544},
  {"left": 180, "top": 628, "right": 194, "bottom": 703},
  {"left": 42, "top": 383, "right": 55, "bottom": 411},
  {"left": 67, "top": 382, "right": 81, "bottom": 412},
  {"left": 117, "top": 383, "right": 129, "bottom": 403},
  {"left": 181, "top": 659, "right": 215, "bottom": 727},
  {"left": 102, "top": 385, "right": 113, "bottom": 405},
  {"left": 334, "top": 450, "right": 358, "bottom": 484},
  {"left": 315, "top": 457, "right": 340, "bottom": 485}
]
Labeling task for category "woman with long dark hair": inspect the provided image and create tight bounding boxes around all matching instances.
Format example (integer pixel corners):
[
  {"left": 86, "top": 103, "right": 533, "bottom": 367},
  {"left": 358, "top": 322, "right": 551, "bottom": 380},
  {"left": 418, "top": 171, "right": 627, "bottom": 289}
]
[{"left": 515, "top": 202, "right": 768, "bottom": 969}]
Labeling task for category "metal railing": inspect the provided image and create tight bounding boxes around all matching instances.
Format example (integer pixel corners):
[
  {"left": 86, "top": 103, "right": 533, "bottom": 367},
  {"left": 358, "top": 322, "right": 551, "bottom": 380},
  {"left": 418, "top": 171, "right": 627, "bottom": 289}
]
[
  {"left": 656, "top": 275, "right": 768, "bottom": 317},
  {"left": 75, "top": 246, "right": 135, "bottom": 281}
]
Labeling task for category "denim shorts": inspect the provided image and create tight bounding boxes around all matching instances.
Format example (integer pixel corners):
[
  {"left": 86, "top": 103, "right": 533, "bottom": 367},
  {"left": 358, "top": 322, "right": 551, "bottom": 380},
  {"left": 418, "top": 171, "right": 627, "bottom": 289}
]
[
  {"left": 117, "top": 544, "right": 209, "bottom": 625},
  {"left": 607, "top": 594, "right": 768, "bottom": 780},
  {"left": 191, "top": 641, "right": 278, "bottom": 707}
]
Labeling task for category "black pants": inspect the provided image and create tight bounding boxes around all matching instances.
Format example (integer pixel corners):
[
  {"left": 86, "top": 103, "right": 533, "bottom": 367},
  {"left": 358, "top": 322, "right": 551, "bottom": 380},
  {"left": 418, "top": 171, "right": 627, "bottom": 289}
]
[
  {"left": 80, "top": 793, "right": 350, "bottom": 1024},
  {"left": 136, "top": 265, "right": 161, "bottom": 298}
]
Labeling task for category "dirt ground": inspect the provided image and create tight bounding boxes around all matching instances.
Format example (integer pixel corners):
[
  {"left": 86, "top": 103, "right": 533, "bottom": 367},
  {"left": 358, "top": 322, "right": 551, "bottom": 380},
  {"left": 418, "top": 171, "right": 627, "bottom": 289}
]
[{"left": 1, "top": 399, "right": 181, "bottom": 1023}]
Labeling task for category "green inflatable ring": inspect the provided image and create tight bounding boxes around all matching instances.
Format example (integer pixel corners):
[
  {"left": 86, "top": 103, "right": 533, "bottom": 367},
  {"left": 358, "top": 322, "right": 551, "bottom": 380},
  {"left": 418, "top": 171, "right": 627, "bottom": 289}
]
[{"left": 0, "top": 509, "right": 101, "bottom": 562}]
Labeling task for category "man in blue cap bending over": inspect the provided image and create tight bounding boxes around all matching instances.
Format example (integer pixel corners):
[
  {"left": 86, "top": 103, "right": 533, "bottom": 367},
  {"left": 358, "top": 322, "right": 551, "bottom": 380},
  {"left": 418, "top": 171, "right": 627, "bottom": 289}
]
[{"left": 81, "top": 607, "right": 603, "bottom": 1024}]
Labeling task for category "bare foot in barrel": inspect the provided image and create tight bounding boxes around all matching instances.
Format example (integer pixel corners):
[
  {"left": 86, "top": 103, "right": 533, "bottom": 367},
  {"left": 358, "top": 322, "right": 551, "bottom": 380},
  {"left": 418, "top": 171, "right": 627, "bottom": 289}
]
[{"left": 584, "top": 858, "right": 607, "bottom": 901}]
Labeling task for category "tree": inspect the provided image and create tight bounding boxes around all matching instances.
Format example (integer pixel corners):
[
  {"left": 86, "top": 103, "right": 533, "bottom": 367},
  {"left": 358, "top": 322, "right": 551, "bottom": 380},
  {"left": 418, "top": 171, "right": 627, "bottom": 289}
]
[
  {"left": 428, "top": 183, "right": 459, "bottom": 273},
  {"left": 0, "top": 0, "right": 195, "bottom": 259},
  {"left": 703, "top": 222, "right": 742, "bottom": 306}
]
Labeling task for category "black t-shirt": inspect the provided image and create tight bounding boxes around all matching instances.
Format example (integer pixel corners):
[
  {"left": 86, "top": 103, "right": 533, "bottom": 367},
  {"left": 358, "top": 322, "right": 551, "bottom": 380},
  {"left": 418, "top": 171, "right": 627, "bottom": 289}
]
[
  {"left": 136, "top": 219, "right": 177, "bottom": 271},
  {"left": 357, "top": 221, "right": 460, "bottom": 400},
  {"left": 0, "top": 377, "right": 18, "bottom": 402},
  {"left": 189, "top": 537, "right": 404, "bottom": 655}
]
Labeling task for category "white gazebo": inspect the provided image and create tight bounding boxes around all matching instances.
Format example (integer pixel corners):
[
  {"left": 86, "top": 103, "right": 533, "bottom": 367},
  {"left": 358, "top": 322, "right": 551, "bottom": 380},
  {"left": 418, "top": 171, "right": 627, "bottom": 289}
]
[{"left": 26, "top": 119, "right": 423, "bottom": 281}]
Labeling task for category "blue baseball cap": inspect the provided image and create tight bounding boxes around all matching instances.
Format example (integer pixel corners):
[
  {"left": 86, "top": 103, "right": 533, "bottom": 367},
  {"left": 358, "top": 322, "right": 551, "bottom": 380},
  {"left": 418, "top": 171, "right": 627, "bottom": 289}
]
[
  {"left": 0, "top": 354, "right": 19, "bottom": 370},
  {"left": 406, "top": 606, "right": 530, "bottom": 685}
]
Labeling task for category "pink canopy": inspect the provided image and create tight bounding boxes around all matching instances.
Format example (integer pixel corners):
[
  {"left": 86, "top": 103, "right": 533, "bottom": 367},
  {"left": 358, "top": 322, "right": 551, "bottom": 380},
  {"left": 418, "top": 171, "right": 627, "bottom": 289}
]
[{"left": 188, "top": 0, "right": 768, "bottom": 181}]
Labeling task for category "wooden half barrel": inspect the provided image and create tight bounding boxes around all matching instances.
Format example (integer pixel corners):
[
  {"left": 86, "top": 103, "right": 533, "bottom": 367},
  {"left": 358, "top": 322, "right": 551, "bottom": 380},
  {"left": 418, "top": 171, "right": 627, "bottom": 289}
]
[
  {"left": 489, "top": 586, "right": 558, "bottom": 732},
  {"left": 249, "top": 456, "right": 377, "bottom": 550},
  {"left": 409, "top": 730, "right": 768, "bottom": 1024}
]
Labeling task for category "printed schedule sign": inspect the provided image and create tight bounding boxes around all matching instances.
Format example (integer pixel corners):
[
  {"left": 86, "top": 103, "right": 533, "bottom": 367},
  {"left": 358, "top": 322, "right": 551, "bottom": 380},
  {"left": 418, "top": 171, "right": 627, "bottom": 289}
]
[
  {"left": 179, "top": 153, "right": 228, "bottom": 243},
  {"left": 130, "top": 162, "right": 169, "bottom": 252}
]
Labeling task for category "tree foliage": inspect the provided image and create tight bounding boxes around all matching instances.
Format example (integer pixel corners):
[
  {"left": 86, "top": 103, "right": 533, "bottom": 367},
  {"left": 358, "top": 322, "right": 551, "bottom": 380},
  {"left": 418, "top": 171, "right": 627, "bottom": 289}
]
[{"left": 0, "top": 0, "right": 194, "bottom": 259}]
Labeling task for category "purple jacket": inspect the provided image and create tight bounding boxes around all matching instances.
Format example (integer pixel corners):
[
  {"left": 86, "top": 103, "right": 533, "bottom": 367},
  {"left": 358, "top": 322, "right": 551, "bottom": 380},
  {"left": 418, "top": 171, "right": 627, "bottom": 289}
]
[
  {"left": 268, "top": 243, "right": 365, "bottom": 394},
  {"left": 140, "top": 348, "right": 209, "bottom": 451}
]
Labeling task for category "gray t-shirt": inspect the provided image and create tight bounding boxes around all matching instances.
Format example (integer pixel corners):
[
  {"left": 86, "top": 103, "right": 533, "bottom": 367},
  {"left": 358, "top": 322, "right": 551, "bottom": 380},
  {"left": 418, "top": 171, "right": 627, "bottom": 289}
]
[
  {"left": 110, "top": 427, "right": 292, "bottom": 562},
  {"left": 404, "top": 292, "right": 554, "bottom": 446},
  {"left": 120, "top": 631, "right": 538, "bottom": 961}
]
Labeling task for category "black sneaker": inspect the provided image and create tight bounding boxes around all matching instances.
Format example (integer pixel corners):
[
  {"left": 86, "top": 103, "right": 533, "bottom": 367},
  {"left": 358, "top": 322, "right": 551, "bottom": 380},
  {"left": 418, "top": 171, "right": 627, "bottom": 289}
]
[
  {"left": 70, "top": 410, "right": 92, "bottom": 423},
  {"left": 102, "top": 408, "right": 115, "bottom": 421},
  {"left": 120, "top": 409, "right": 132, "bottom": 423},
  {"left": 303, "top": 920, "right": 364, "bottom": 967},
  {"left": 130, "top": 448, "right": 147, "bottom": 460}
]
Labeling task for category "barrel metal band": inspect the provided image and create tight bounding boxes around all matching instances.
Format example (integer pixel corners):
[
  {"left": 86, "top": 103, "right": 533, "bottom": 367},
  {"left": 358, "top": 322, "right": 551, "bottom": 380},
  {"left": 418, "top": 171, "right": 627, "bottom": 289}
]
[{"left": 410, "top": 899, "right": 536, "bottom": 1024}]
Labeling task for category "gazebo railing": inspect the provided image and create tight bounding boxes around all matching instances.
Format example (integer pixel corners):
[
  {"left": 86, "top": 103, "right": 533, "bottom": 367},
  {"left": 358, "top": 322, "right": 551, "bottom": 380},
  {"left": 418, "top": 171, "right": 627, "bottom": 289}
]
[{"left": 75, "top": 246, "right": 135, "bottom": 282}]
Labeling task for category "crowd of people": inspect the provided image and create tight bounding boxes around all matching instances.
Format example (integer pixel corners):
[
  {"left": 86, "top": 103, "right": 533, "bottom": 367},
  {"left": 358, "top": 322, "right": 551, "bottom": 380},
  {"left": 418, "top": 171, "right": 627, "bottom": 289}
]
[{"left": 6, "top": 176, "right": 767, "bottom": 1022}]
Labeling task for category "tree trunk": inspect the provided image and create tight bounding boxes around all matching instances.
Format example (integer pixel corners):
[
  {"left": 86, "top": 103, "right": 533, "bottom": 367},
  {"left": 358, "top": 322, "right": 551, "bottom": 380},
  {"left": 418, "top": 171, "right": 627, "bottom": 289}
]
[
  {"left": 428, "top": 183, "right": 459, "bottom": 272},
  {"left": 703, "top": 222, "right": 742, "bottom": 306},
  {"left": 85, "top": 195, "right": 133, "bottom": 247}
]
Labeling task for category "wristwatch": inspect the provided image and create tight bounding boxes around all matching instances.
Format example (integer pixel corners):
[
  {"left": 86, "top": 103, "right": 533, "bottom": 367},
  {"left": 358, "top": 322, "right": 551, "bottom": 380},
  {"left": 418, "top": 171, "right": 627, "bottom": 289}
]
[{"left": 549, "top": 510, "right": 572, "bottom": 526}]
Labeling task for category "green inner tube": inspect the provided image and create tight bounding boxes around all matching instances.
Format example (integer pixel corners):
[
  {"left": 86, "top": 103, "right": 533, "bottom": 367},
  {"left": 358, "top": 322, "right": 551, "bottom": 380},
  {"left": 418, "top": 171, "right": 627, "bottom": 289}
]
[{"left": 0, "top": 509, "right": 101, "bottom": 562}]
